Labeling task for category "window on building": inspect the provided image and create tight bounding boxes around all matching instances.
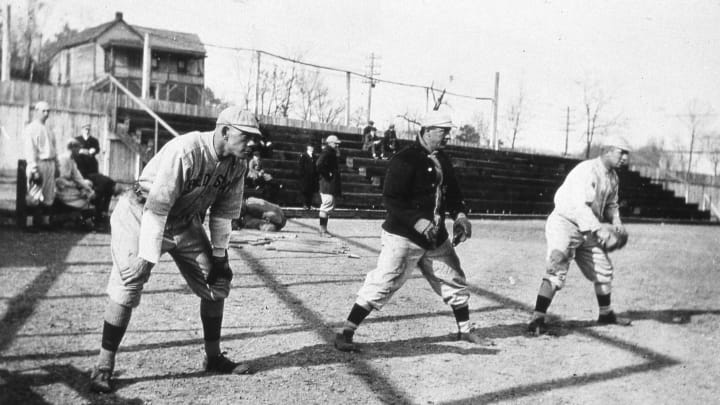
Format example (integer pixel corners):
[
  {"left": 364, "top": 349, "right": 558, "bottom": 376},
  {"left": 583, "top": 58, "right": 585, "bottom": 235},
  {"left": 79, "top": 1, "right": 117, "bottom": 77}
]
[
  {"left": 177, "top": 59, "right": 187, "bottom": 74},
  {"left": 127, "top": 49, "right": 142, "bottom": 69},
  {"left": 151, "top": 55, "right": 160, "bottom": 71}
]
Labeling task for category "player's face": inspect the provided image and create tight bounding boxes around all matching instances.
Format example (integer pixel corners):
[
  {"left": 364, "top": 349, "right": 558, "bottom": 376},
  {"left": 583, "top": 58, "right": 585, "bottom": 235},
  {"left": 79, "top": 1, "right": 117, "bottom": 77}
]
[
  {"left": 605, "top": 147, "right": 627, "bottom": 169},
  {"left": 225, "top": 127, "right": 251, "bottom": 158},
  {"left": 423, "top": 127, "right": 451, "bottom": 152}
]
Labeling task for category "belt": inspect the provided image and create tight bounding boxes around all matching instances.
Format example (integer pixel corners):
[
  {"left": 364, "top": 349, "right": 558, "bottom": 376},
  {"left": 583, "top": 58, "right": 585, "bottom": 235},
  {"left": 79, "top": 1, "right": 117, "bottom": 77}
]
[{"left": 132, "top": 182, "right": 147, "bottom": 204}]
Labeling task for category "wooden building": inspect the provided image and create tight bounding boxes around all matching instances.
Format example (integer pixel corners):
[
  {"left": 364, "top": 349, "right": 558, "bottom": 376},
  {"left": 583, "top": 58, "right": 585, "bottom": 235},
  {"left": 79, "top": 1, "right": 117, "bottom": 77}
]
[{"left": 47, "top": 12, "right": 206, "bottom": 105}]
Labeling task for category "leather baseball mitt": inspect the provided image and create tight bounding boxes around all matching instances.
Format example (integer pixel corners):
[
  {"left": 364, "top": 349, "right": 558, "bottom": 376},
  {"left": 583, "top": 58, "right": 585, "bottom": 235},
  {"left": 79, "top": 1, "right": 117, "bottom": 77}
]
[{"left": 599, "top": 223, "right": 628, "bottom": 252}]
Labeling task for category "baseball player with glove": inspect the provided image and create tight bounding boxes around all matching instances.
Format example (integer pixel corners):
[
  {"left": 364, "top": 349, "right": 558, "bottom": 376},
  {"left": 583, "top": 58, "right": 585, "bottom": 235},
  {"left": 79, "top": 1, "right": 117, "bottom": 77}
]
[
  {"left": 89, "top": 106, "right": 258, "bottom": 393},
  {"left": 528, "top": 137, "right": 632, "bottom": 335},
  {"left": 334, "top": 110, "right": 492, "bottom": 352}
]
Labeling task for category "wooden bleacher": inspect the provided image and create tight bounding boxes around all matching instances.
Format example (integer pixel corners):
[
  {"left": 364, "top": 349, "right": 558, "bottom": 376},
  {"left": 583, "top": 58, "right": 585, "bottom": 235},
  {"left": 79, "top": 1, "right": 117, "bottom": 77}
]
[{"left": 116, "top": 109, "right": 711, "bottom": 221}]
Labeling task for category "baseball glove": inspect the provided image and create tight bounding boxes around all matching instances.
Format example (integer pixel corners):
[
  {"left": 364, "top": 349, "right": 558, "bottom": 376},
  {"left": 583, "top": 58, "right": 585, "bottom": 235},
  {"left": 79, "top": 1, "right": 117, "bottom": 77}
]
[{"left": 598, "top": 223, "right": 628, "bottom": 252}]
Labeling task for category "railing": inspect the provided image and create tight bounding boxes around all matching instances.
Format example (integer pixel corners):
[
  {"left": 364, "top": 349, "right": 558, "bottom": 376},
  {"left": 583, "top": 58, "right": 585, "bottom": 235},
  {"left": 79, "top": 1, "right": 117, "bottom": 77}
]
[{"left": 703, "top": 194, "right": 720, "bottom": 220}]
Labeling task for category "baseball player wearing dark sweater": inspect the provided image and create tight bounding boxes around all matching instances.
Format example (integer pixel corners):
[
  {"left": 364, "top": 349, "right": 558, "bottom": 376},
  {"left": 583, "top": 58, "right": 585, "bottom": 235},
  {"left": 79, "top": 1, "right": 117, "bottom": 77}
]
[
  {"left": 89, "top": 107, "right": 259, "bottom": 393},
  {"left": 334, "top": 111, "right": 493, "bottom": 351}
]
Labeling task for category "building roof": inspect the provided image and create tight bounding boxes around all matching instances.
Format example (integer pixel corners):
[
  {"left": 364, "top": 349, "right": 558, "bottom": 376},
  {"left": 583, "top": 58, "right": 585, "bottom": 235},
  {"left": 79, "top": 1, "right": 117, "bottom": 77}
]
[{"left": 49, "top": 13, "right": 206, "bottom": 58}]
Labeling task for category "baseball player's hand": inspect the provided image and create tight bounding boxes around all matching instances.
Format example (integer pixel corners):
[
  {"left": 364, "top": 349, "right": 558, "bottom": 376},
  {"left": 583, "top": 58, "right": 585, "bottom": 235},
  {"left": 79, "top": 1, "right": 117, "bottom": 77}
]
[
  {"left": 414, "top": 218, "right": 438, "bottom": 246},
  {"left": 595, "top": 226, "right": 612, "bottom": 247},
  {"left": 120, "top": 257, "right": 154, "bottom": 285},
  {"left": 452, "top": 214, "right": 472, "bottom": 246},
  {"left": 207, "top": 252, "right": 233, "bottom": 285},
  {"left": 29, "top": 170, "right": 42, "bottom": 185}
]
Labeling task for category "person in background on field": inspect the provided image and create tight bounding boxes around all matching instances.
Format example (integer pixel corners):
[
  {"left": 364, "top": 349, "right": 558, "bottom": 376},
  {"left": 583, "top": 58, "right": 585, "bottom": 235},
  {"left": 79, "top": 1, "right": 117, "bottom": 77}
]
[
  {"left": 23, "top": 101, "right": 58, "bottom": 230},
  {"left": 316, "top": 135, "right": 342, "bottom": 237},
  {"left": 298, "top": 144, "right": 318, "bottom": 209}
]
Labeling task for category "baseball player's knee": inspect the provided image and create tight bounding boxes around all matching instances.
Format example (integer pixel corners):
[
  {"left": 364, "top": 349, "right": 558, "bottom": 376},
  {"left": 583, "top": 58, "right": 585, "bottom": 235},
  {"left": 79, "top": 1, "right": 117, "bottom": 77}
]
[
  {"left": 108, "top": 289, "right": 142, "bottom": 309},
  {"left": 200, "top": 298, "right": 224, "bottom": 317},
  {"left": 593, "top": 282, "right": 612, "bottom": 296},
  {"left": 543, "top": 275, "right": 565, "bottom": 291},
  {"left": 548, "top": 249, "right": 569, "bottom": 268},
  {"left": 444, "top": 292, "right": 469, "bottom": 308}
]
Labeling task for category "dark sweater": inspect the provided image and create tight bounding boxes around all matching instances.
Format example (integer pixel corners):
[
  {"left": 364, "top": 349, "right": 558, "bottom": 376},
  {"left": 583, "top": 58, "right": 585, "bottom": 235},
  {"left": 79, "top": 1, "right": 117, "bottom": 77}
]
[{"left": 381, "top": 141, "right": 467, "bottom": 249}]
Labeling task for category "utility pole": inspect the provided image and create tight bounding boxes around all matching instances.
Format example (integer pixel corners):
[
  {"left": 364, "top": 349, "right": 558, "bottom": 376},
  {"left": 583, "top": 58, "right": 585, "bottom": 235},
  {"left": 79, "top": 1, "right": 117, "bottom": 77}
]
[
  {"left": 345, "top": 71, "right": 351, "bottom": 126},
  {"left": 491, "top": 72, "right": 500, "bottom": 150},
  {"left": 1, "top": 4, "right": 10, "bottom": 82},
  {"left": 255, "top": 51, "right": 261, "bottom": 116},
  {"left": 141, "top": 33, "right": 151, "bottom": 99},
  {"left": 564, "top": 106, "right": 570, "bottom": 156},
  {"left": 364, "top": 52, "right": 380, "bottom": 123}
]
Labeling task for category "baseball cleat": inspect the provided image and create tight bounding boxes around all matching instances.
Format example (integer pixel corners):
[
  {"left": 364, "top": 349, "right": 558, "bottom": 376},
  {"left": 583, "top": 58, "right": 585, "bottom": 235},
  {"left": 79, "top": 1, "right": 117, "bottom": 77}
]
[
  {"left": 204, "top": 353, "right": 253, "bottom": 374},
  {"left": 597, "top": 311, "right": 632, "bottom": 326},
  {"left": 457, "top": 331, "right": 495, "bottom": 346},
  {"left": 89, "top": 366, "right": 113, "bottom": 393},
  {"left": 333, "top": 332, "right": 356, "bottom": 352},
  {"left": 527, "top": 317, "right": 548, "bottom": 336}
]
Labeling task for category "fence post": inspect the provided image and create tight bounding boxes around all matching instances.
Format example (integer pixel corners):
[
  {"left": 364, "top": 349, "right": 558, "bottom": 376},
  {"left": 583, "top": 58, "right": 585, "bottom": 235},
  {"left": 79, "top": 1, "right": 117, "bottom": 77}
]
[{"left": 16, "top": 159, "right": 27, "bottom": 228}]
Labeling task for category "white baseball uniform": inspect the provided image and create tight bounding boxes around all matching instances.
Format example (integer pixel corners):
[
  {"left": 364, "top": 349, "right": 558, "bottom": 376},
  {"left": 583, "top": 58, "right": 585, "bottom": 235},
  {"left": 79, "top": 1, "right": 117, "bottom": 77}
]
[{"left": 544, "top": 157, "right": 621, "bottom": 290}]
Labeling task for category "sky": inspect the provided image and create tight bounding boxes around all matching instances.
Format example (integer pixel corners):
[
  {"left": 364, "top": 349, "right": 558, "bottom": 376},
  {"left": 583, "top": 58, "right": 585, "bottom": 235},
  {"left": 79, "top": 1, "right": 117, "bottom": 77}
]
[{"left": 17, "top": 0, "right": 720, "bottom": 166}]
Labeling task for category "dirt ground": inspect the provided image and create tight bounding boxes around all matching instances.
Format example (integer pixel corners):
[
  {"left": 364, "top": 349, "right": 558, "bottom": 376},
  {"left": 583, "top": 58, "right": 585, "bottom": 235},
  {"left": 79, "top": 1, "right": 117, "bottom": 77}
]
[{"left": 1, "top": 218, "right": 719, "bottom": 404}]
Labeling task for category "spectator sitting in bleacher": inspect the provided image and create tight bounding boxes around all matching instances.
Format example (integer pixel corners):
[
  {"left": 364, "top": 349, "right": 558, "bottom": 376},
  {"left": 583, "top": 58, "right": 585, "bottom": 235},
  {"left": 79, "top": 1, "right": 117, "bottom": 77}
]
[
  {"left": 247, "top": 150, "right": 281, "bottom": 202},
  {"left": 249, "top": 131, "right": 273, "bottom": 158},
  {"left": 56, "top": 139, "right": 95, "bottom": 210},
  {"left": 362, "top": 120, "right": 382, "bottom": 159},
  {"left": 383, "top": 124, "right": 398, "bottom": 158}
]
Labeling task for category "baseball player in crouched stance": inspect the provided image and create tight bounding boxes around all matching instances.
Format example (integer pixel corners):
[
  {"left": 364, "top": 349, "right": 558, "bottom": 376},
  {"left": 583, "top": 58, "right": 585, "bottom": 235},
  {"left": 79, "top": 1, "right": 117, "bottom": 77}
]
[
  {"left": 528, "top": 137, "right": 632, "bottom": 335},
  {"left": 334, "top": 110, "right": 492, "bottom": 352},
  {"left": 89, "top": 107, "right": 259, "bottom": 393}
]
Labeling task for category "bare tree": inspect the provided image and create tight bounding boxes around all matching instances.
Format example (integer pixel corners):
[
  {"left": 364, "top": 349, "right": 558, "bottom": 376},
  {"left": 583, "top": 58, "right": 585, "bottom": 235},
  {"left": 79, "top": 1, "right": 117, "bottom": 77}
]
[
  {"left": 505, "top": 86, "right": 525, "bottom": 149},
  {"left": 577, "top": 79, "right": 623, "bottom": 158},
  {"left": 7, "top": 0, "right": 46, "bottom": 80},
  {"left": 701, "top": 132, "right": 720, "bottom": 180},
  {"left": 294, "top": 69, "right": 344, "bottom": 124},
  {"left": 681, "top": 99, "right": 714, "bottom": 180}
]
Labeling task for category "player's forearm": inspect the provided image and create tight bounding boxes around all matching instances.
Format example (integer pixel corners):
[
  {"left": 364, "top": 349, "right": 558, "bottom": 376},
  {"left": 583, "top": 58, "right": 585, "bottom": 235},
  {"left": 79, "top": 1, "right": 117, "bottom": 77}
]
[
  {"left": 209, "top": 216, "right": 232, "bottom": 257},
  {"left": 137, "top": 210, "right": 168, "bottom": 264}
]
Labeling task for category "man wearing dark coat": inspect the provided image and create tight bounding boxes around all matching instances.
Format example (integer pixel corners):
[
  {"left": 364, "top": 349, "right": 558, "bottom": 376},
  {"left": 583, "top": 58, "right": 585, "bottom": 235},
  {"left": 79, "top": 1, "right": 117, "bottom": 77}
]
[{"left": 298, "top": 144, "right": 319, "bottom": 209}]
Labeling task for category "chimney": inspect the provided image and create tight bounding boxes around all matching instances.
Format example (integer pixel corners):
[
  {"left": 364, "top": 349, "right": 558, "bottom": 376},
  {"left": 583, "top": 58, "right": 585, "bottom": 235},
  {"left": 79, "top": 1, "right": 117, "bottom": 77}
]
[{"left": 115, "top": 12, "right": 123, "bottom": 21}]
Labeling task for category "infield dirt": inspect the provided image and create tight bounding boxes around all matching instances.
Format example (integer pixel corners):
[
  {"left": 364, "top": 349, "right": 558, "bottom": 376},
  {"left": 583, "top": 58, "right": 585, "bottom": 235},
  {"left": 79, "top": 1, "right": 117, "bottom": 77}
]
[{"left": 1, "top": 218, "right": 718, "bottom": 404}]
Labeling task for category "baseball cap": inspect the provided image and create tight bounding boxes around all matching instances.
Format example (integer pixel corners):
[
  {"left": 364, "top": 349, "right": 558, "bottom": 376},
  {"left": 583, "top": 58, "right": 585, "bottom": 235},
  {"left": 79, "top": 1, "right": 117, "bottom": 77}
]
[
  {"left": 35, "top": 101, "right": 50, "bottom": 111},
  {"left": 81, "top": 123, "right": 91, "bottom": 129},
  {"left": 603, "top": 136, "right": 631, "bottom": 152},
  {"left": 420, "top": 110, "right": 455, "bottom": 128},
  {"left": 326, "top": 135, "right": 342, "bottom": 144},
  {"left": 216, "top": 106, "right": 261, "bottom": 135}
]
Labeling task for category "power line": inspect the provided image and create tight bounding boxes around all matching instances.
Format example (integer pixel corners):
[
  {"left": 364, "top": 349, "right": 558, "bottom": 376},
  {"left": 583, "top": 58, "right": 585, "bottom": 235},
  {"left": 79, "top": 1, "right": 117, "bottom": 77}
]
[{"left": 204, "top": 42, "right": 492, "bottom": 102}]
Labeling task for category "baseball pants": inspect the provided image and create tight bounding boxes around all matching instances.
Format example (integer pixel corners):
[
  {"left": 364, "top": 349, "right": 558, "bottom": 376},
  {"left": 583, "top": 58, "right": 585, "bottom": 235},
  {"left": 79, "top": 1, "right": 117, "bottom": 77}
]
[
  {"left": 106, "top": 193, "right": 231, "bottom": 308},
  {"left": 357, "top": 230, "right": 470, "bottom": 310},
  {"left": 30, "top": 159, "right": 56, "bottom": 207},
  {"left": 319, "top": 193, "right": 335, "bottom": 214},
  {"left": 543, "top": 212, "right": 614, "bottom": 290}
]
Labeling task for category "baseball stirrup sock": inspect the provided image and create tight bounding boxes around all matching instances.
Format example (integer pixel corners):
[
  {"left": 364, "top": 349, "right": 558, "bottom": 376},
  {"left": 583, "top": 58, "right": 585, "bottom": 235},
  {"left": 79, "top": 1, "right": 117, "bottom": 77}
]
[
  {"left": 596, "top": 293, "right": 612, "bottom": 315},
  {"left": 319, "top": 217, "right": 328, "bottom": 227},
  {"left": 452, "top": 305, "right": 471, "bottom": 333},
  {"left": 101, "top": 322, "right": 127, "bottom": 352},
  {"left": 345, "top": 303, "right": 371, "bottom": 332},
  {"left": 201, "top": 300, "right": 224, "bottom": 357}
]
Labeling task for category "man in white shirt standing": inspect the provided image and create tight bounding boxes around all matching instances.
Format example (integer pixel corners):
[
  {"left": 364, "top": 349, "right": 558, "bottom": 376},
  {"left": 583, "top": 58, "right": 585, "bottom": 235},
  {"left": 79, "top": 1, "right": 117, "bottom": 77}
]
[
  {"left": 23, "top": 101, "right": 57, "bottom": 228},
  {"left": 528, "top": 137, "right": 632, "bottom": 335}
]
